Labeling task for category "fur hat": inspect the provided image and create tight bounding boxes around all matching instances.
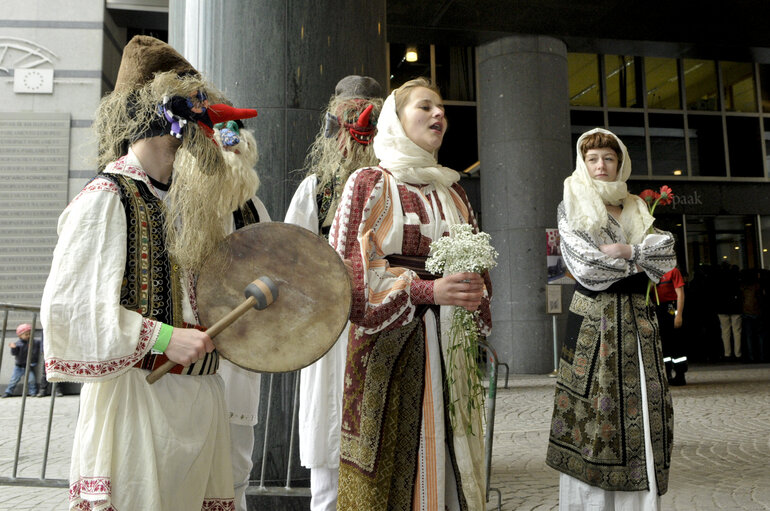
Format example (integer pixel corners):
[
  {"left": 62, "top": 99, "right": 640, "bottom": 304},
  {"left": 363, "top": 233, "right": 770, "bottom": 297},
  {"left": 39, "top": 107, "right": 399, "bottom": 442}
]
[
  {"left": 114, "top": 35, "right": 198, "bottom": 93},
  {"left": 334, "top": 75, "right": 382, "bottom": 100},
  {"left": 15, "top": 323, "right": 31, "bottom": 336}
]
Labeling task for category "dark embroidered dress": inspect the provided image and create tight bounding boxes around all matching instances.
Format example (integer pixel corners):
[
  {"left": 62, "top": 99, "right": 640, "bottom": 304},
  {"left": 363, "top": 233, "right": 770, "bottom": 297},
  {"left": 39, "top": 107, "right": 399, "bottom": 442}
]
[
  {"left": 546, "top": 202, "right": 676, "bottom": 495},
  {"left": 331, "top": 168, "right": 492, "bottom": 510}
]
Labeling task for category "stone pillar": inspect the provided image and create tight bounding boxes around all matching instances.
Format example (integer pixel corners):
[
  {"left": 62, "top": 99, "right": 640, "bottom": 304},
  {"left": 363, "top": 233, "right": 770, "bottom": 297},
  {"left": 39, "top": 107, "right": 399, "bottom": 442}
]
[
  {"left": 168, "top": 2, "right": 386, "bottom": 507},
  {"left": 478, "top": 35, "right": 572, "bottom": 374},
  {"left": 169, "top": 0, "right": 387, "bottom": 220}
]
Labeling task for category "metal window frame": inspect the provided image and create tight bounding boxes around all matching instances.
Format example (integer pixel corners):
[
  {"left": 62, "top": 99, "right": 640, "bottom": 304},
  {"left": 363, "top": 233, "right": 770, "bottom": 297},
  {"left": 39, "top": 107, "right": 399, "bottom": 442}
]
[{"left": 569, "top": 53, "right": 770, "bottom": 183}]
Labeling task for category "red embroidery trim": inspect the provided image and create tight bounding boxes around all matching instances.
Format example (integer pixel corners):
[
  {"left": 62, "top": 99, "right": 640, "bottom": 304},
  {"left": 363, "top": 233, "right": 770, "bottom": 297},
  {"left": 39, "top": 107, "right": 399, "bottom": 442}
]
[
  {"left": 71, "top": 178, "right": 120, "bottom": 203},
  {"left": 201, "top": 498, "right": 236, "bottom": 510},
  {"left": 45, "top": 318, "right": 155, "bottom": 379},
  {"left": 70, "top": 477, "right": 115, "bottom": 510}
]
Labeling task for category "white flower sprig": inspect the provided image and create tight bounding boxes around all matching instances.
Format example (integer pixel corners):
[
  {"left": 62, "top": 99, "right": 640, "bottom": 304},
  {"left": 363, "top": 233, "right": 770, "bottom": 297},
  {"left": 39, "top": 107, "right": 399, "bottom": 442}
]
[
  {"left": 426, "top": 223, "right": 498, "bottom": 435},
  {"left": 426, "top": 224, "right": 499, "bottom": 276}
]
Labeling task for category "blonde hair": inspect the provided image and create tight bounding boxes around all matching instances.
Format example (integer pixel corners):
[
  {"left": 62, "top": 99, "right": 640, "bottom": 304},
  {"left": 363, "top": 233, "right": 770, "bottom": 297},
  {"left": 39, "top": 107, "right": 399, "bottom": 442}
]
[
  {"left": 393, "top": 77, "right": 442, "bottom": 118},
  {"left": 166, "top": 128, "right": 260, "bottom": 272}
]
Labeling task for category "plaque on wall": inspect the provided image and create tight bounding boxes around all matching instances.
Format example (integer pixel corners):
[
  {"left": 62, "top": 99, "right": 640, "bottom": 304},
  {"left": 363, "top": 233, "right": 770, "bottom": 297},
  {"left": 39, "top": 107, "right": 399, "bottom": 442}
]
[{"left": 0, "top": 113, "right": 69, "bottom": 325}]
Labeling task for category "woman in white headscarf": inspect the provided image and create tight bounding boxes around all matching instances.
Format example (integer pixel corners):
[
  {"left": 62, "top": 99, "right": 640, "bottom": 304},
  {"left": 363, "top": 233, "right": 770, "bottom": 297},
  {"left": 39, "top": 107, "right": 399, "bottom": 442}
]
[
  {"left": 330, "top": 78, "right": 492, "bottom": 511},
  {"left": 546, "top": 128, "right": 676, "bottom": 511}
]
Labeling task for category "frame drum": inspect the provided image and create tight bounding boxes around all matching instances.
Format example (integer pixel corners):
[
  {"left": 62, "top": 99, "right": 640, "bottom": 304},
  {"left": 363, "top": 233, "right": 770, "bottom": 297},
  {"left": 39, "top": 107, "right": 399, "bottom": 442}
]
[{"left": 196, "top": 222, "right": 351, "bottom": 373}]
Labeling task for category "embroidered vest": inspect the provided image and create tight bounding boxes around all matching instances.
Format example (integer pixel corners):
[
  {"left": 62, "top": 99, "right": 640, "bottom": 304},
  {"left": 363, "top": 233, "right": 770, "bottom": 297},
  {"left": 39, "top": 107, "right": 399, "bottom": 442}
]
[
  {"left": 100, "top": 172, "right": 184, "bottom": 326},
  {"left": 99, "top": 172, "right": 222, "bottom": 376}
]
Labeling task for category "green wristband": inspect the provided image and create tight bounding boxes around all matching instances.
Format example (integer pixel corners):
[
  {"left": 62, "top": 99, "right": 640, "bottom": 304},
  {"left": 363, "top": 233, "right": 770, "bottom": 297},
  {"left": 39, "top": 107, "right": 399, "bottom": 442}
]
[{"left": 152, "top": 323, "right": 173, "bottom": 353}]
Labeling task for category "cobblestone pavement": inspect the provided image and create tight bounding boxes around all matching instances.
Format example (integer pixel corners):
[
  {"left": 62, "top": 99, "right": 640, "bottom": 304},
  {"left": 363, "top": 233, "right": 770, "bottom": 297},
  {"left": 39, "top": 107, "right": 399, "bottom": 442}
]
[
  {"left": 1, "top": 364, "right": 769, "bottom": 510},
  {"left": 488, "top": 364, "right": 770, "bottom": 511}
]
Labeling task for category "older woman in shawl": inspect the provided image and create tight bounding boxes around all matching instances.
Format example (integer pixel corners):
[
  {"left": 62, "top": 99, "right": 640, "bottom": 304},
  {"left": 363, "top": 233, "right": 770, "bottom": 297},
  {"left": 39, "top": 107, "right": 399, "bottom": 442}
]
[
  {"left": 546, "top": 128, "right": 676, "bottom": 510},
  {"left": 330, "top": 77, "right": 492, "bottom": 511}
]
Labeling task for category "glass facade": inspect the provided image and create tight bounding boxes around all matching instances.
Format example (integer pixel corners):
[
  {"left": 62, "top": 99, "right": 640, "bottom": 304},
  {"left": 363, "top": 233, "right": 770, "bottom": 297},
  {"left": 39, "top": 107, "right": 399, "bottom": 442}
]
[
  {"left": 649, "top": 113, "right": 687, "bottom": 176},
  {"left": 684, "top": 59, "right": 719, "bottom": 111},
  {"left": 726, "top": 116, "right": 764, "bottom": 177},
  {"left": 762, "top": 215, "right": 770, "bottom": 269},
  {"left": 605, "top": 55, "right": 641, "bottom": 108},
  {"left": 645, "top": 57, "right": 680, "bottom": 110},
  {"left": 760, "top": 64, "right": 770, "bottom": 113},
  {"left": 607, "top": 111, "right": 646, "bottom": 175},
  {"left": 389, "top": 43, "right": 432, "bottom": 89},
  {"left": 434, "top": 46, "right": 476, "bottom": 102},
  {"left": 568, "top": 52, "right": 770, "bottom": 180},
  {"left": 722, "top": 61, "right": 757, "bottom": 113},
  {"left": 685, "top": 216, "right": 759, "bottom": 270},
  {"left": 568, "top": 53, "right": 601, "bottom": 107},
  {"left": 688, "top": 114, "right": 726, "bottom": 177}
]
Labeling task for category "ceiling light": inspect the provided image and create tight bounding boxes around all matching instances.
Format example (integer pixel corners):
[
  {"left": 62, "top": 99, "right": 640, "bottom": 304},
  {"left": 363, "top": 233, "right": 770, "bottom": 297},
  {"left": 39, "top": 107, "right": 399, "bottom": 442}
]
[
  {"left": 673, "top": 169, "right": 682, "bottom": 176},
  {"left": 405, "top": 47, "right": 418, "bottom": 62}
]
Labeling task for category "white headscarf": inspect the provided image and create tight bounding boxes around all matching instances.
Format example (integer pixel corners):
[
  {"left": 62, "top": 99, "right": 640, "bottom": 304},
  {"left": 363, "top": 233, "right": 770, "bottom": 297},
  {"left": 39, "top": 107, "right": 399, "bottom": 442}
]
[
  {"left": 562, "top": 128, "right": 653, "bottom": 244},
  {"left": 373, "top": 91, "right": 462, "bottom": 226}
]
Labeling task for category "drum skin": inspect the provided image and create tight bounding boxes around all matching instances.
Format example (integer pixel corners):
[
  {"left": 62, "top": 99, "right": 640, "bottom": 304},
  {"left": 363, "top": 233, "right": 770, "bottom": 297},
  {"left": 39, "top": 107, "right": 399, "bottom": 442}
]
[{"left": 197, "top": 222, "right": 352, "bottom": 373}]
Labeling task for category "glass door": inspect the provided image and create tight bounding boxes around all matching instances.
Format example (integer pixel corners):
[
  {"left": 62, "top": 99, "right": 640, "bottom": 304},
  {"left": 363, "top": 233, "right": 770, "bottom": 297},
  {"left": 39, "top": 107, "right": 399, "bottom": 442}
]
[{"left": 685, "top": 215, "right": 759, "bottom": 272}]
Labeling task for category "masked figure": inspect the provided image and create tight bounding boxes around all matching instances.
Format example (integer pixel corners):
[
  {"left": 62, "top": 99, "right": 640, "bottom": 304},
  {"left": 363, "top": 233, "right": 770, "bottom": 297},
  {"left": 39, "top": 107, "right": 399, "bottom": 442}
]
[
  {"left": 41, "top": 35, "right": 268, "bottom": 511},
  {"left": 284, "top": 75, "right": 382, "bottom": 511}
]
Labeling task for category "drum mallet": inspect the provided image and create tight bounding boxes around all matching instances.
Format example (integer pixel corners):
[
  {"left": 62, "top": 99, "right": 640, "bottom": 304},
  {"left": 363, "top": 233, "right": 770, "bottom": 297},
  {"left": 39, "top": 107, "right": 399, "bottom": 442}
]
[{"left": 146, "top": 276, "right": 278, "bottom": 384}]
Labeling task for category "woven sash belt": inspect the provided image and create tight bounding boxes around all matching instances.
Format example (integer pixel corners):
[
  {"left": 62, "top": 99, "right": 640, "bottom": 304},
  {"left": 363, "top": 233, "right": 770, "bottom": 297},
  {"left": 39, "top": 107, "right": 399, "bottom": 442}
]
[{"left": 385, "top": 254, "right": 439, "bottom": 318}]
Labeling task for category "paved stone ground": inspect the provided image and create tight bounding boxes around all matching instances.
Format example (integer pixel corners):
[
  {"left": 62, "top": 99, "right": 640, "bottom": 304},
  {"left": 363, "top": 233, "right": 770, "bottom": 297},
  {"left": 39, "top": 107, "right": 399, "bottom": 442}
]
[
  {"left": 1, "top": 364, "right": 769, "bottom": 510},
  {"left": 487, "top": 364, "right": 770, "bottom": 511},
  {"left": 0, "top": 393, "right": 76, "bottom": 510}
]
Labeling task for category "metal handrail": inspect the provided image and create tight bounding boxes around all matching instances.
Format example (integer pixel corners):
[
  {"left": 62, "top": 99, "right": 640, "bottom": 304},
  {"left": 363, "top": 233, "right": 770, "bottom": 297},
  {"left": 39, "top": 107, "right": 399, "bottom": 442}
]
[
  {"left": 479, "top": 339, "right": 503, "bottom": 511},
  {"left": 249, "top": 371, "right": 310, "bottom": 498},
  {"left": 0, "top": 303, "right": 68, "bottom": 489}
]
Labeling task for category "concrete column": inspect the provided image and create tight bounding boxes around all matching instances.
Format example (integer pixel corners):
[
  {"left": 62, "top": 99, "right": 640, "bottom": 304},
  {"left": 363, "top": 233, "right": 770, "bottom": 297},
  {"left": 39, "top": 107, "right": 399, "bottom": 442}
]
[
  {"left": 169, "top": 2, "right": 386, "bottom": 507},
  {"left": 169, "top": 0, "right": 387, "bottom": 220},
  {"left": 478, "top": 35, "right": 572, "bottom": 374}
]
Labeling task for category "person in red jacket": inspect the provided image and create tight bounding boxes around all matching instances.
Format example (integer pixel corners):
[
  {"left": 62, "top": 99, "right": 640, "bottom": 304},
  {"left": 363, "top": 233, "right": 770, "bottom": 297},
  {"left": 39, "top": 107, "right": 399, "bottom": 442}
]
[{"left": 656, "top": 267, "right": 687, "bottom": 385}]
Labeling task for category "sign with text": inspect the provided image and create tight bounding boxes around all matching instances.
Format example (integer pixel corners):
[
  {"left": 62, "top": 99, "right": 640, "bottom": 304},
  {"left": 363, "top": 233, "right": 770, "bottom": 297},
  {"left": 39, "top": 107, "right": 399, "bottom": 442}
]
[{"left": 0, "top": 113, "right": 69, "bottom": 324}]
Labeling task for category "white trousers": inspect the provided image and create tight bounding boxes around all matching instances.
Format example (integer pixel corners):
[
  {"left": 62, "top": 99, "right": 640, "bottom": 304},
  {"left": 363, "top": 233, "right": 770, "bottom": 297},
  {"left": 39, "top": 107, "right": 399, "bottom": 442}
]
[
  {"left": 230, "top": 423, "right": 256, "bottom": 511},
  {"left": 310, "top": 467, "right": 339, "bottom": 511},
  {"left": 717, "top": 314, "right": 742, "bottom": 357}
]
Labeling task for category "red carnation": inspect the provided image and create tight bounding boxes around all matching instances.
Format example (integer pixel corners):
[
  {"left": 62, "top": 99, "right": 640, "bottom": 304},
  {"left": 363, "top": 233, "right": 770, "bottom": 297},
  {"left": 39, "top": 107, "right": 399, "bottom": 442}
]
[
  {"left": 639, "top": 189, "right": 659, "bottom": 206},
  {"left": 641, "top": 184, "right": 675, "bottom": 305},
  {"left": 658, "top": 185, "right": 673, "bottom": 206}
]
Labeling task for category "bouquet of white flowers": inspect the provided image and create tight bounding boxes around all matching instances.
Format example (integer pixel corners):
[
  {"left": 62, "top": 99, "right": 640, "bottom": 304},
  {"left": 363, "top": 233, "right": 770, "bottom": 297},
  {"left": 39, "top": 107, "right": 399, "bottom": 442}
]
[{"left": 426, "top": 223, "right": 498, "bottom": 435}]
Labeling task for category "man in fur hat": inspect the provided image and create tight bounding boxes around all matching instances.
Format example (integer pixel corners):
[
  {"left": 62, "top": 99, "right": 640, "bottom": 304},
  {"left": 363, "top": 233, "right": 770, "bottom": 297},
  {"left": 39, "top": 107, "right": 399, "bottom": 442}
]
[
  {"left": 41, "top": 35, "right": 267, "bottom": 510},
  {"left": 284, "top": 75, "right": 382, "bottom": 511}
]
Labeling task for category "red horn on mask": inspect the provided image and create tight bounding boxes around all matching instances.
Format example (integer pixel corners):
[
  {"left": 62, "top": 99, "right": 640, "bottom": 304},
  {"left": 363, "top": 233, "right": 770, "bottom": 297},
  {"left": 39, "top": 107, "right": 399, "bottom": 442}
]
[
  {"left": 197, "top": 103, "right": 258, "bottom": 140},
  {"left": 207, "top": 104, "right": 258, "bottom": 125},
  {"left": 357, "top": 104, "right": 374, "bottom": 128}
]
